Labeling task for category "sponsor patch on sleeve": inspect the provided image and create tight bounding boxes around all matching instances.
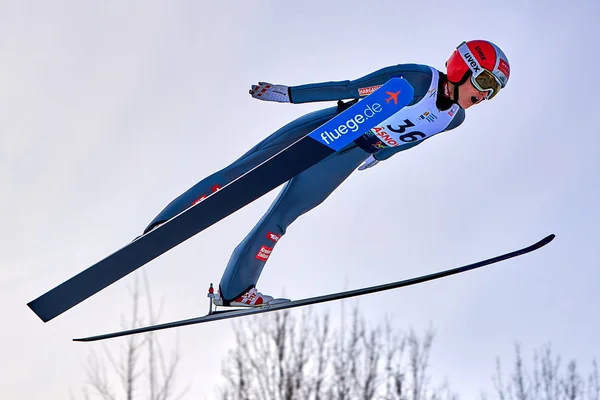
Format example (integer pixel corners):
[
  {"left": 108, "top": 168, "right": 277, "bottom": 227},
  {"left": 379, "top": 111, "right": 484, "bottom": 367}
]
[{"left": 358, "top": 85, "right": 382, "bottom": 96}]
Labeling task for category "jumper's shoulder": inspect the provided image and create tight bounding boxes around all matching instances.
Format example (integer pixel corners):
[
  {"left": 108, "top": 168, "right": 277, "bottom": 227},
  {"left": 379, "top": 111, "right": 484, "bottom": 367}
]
[
  {"left": 384, "top": 64, "right": 438, "bottom": 105},
  {"left": 445, "top": 107, "right": 466, "bottom": 132}
]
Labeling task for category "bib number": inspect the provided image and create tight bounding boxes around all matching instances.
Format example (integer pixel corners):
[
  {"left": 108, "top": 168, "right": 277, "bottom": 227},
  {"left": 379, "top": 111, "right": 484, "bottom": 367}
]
[{"left": 385, "top": 119, "right": 426, "bottom": 143}]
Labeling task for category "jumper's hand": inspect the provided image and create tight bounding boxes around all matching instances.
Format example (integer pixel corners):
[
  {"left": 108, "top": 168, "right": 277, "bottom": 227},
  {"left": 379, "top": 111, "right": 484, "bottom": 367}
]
[
  {"left": 357, "top": 155, "right": 379, "bottom": 171},
  {"left": 249, "top": 82, "right": 290, "bottom": 103}
]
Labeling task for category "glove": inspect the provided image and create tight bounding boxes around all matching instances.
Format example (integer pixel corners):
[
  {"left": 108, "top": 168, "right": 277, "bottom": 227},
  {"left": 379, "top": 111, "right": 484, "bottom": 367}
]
[
  {"left": 249, "top": 82, "right": 290, "bottom": 103},
  {"left": 358, "top": 155, "right": 379, "bottom": 171}
]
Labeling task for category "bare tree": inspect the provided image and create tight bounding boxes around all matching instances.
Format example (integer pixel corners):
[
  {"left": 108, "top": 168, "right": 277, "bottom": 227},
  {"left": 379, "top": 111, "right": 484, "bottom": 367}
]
[
  {"left": 219, "top": 305, "right": 457, "bottom": 400},
  {"left": 79, "top": 273, "right": 189, "bottom": 400},
  {"left": 489, "top": 343, "right": 599, "bottom": 400}
]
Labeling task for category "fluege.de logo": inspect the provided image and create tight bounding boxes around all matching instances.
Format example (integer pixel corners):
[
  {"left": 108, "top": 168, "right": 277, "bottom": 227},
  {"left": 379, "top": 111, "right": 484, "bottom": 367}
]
[
  {"left": 319, "top": 103, "right": 383, "bottom": 145},
  {"left": 318, "top": 91, "right": 402, "bottom": 145}
]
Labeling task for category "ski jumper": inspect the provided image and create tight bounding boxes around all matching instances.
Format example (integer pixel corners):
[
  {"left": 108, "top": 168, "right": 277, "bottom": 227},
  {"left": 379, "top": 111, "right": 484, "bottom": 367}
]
[{"left": 144, "top": 64, "right": 466, "bottom": 302}]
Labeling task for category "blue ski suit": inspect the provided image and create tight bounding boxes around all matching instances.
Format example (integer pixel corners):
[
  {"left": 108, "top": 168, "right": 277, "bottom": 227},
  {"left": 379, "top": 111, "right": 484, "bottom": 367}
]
[{"left": 145, "top": 63, "right": 466, "bottom": 302}]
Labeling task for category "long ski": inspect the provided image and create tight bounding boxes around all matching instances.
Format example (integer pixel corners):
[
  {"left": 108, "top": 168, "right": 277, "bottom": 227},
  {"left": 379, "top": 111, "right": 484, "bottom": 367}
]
[
  {"left": 73, "top": 234, "right": 555, "bottom": 342},
  {"left": 28, "top": 78, "right": 414, "bottom": 323}
]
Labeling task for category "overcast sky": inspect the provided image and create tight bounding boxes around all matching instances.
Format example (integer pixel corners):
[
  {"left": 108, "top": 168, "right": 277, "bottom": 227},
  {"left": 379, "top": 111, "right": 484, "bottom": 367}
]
[{"left": 1, "top": 1, "right": 599, "bottom": 398}]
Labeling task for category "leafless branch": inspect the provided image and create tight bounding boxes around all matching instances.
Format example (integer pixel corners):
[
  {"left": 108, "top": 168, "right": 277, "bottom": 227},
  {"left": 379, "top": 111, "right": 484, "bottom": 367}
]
[{"left": 80, "top": 273, "right": 187, "bottom": 400}]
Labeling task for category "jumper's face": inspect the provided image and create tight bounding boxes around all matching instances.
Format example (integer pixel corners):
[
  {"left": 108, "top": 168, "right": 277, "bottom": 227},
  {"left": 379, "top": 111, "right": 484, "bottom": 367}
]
[{"left": 457, "top": 78, "right": 491, "bottom": 110}]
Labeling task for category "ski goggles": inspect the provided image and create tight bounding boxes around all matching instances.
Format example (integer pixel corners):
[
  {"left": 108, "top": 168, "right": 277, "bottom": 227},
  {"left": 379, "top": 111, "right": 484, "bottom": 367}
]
[
  {"left": 457, "top": 42, "right": 503, "bottom": 100},
  {"left": 471, "top": 69, "right": 502, "bottom": 100}
]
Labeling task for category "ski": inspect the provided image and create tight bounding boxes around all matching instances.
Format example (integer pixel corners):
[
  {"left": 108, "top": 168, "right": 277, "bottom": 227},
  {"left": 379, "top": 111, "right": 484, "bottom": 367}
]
[
  {"left": 73, "top": 233, "right": 555, "bottom": 342},
  {"left": 28, "top": 78, "right": 414, "bottom": 323}
]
